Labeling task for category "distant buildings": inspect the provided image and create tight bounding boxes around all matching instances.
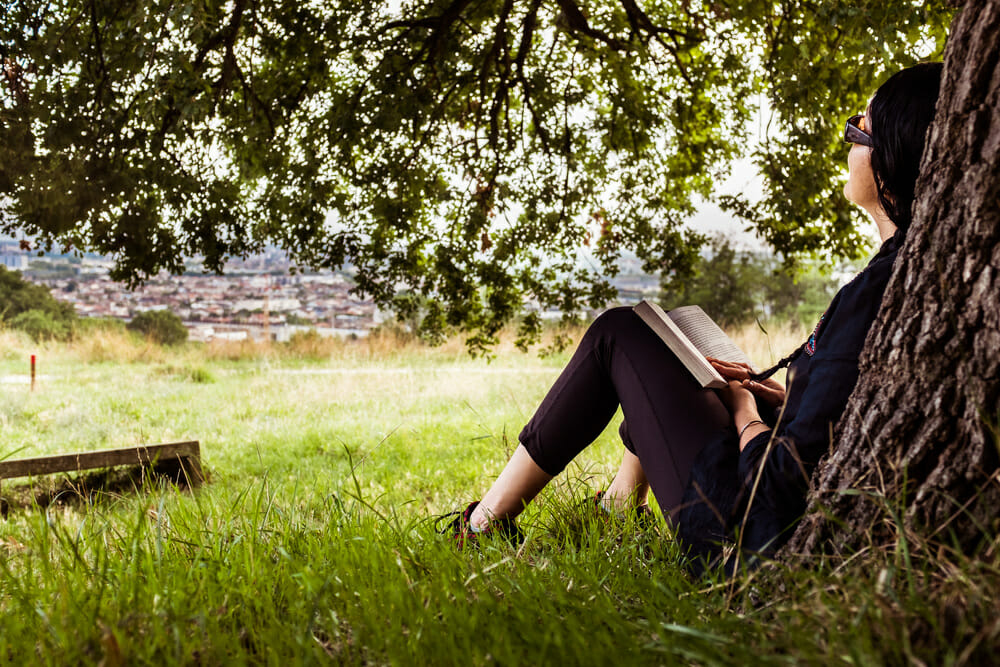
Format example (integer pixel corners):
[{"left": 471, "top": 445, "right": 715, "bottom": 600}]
[
  {"left": 0, "top": 240, "right": 28, "bottom": 270},
  {"left": 18, "top": 252, "right": 378, "bottom": 342},
  {"left": 12, "top": 246, "right": 664, "bottom": 339}
]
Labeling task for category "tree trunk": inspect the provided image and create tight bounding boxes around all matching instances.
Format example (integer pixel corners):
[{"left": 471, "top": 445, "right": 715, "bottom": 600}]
[{"left": 784, "top": 0, "right": 1000, "bottom": 559}]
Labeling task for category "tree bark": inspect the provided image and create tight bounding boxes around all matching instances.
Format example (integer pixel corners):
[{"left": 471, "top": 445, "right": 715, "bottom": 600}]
[{"left": 784, "top": 0, "right": 1000, "bottom": 559}]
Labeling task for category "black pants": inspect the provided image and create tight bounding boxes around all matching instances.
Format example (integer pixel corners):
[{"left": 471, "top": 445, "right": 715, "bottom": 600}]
[{"left": 519, "top": 307, "right": 734, "bottom": 518}]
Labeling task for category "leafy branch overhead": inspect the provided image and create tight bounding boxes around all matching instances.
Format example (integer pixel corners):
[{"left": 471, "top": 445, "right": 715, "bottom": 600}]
[{"left": 0, "top": 0, "right": 952, "bottom": 349}]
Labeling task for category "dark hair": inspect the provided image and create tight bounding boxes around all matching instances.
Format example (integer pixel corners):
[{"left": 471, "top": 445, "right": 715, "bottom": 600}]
[
  {"left": 749, "top": 345, "right": 804, "bottom": 383},
  {"left": 868, "top": 62, "right": 944, "bottom": 232},
  {"left": 749, "top": 64, "right": 944, "bottom": 383}
]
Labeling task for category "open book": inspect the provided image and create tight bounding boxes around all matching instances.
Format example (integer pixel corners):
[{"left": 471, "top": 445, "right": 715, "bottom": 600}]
[{"left": 633, "top": 300, "right": 755, "bottom": 389}]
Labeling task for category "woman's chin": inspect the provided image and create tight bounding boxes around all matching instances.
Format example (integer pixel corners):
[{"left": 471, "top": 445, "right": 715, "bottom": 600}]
[{"left": 843, "top": 183, "right": 855, "bottom": 205}]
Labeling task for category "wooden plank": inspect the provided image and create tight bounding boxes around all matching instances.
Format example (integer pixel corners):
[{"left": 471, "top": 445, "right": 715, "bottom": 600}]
[{"left": 0, "top": 441, "right": 203, "bottom": 485}]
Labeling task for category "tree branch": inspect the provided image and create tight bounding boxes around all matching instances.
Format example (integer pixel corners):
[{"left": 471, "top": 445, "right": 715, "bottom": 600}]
[
  {"left": 383, "top": 0, "right": 475, "bottom": 66},
  {"left": 485, "top": 0, "right": 515, "bottom": 156},
  {"left": 1, "top": 58, "right": 30, "bottom": 106},
  {"left": 513, "top": 0, "right": 551, "bottom": 153},
  {"left": 192, "top": 0, "right": 249, "bottom": 71},
  {"left": 555, "top": 0, "right": 625, "bottom": 50},
  {"left": 619, "top": 0, "right": 697, "bottom": 41},
  {"left": 86, "top": 0, "right": 109, "bottom": 115},
  {"left": 154, "top": 0, "right": 251, "bottom": 151}
]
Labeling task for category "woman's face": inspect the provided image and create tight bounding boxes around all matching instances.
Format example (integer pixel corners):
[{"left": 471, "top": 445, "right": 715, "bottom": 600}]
[{"left": 843, "top": 110, "right": 880, "bottom": 212}]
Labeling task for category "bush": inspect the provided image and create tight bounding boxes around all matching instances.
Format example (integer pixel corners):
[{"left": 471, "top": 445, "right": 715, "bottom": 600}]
[
  {"left": 0, "top": 265, "right": 77, "bottom": 337},
  {"left": 126, "top": 310, "right": 188, "bottom": 346},
  {"left": 9, "top": 309, "right": 71, "bottom": 341},
  {"left": 155, "top": 363, "right": 216, "bottom": 383}
]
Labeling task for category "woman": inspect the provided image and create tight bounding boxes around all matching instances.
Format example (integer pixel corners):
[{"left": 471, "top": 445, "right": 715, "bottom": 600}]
[{"left": 442, "top": 63, "right": 944, "bottom": 573}]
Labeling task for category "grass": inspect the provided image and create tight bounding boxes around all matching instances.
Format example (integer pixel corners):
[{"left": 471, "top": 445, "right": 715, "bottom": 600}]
[{"left": 1, "top": 323, "right": 998, "bottom": 664}]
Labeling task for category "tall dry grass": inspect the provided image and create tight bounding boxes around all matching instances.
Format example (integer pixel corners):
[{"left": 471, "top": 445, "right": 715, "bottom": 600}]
[
  {"left": 0, "top": 326, "right": 160, "bottom": 365},
  {"left": 0, "top": 329, "right": 28, "bottom": 360},
  {"left": 196, "top": 326, "right": 460, "bottom": 363},
  {"left": 1, "top": 314, "right": 809, "bottom": 368},
  {"left": 730, "top": 318, "right": 810, "bottom": 382},
  {"left": 69, "top": 327, "right": 167, "bottom": 364}
]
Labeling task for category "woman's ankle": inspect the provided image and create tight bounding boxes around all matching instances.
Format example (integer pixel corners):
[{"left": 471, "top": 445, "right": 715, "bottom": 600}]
[
  {"left": 607, "top": 449, "right": 649, "bottom": 509},
  {"left": 468, "top": 503, "right": 493, "bottom": 531},
  {"left": 601, "top": 485, "right": 649, "bottom": 510}
]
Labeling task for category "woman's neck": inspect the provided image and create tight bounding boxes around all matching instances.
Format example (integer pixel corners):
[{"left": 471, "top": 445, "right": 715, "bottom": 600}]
[{"left": 868, "top": 206, "right": 897, "bottom": 242}]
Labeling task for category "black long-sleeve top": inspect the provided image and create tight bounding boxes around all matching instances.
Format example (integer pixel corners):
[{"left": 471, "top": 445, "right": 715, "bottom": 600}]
[{"left": 678, "top": 233, "right": 902, "bottom": 574}]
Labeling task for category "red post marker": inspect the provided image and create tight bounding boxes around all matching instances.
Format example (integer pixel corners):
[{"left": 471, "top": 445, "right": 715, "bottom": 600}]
[{"left": 30, "top": 354, "right": 36, "bottom": 392}]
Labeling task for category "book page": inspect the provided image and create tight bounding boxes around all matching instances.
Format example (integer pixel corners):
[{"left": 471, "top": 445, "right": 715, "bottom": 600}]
[{"left": 667, "top": 306, "right": 755, "bottom": 370}]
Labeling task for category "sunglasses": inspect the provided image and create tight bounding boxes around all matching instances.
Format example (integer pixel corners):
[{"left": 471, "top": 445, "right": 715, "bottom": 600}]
[{"left": 844, "top": 114, "right": 872, "bottom": 147}]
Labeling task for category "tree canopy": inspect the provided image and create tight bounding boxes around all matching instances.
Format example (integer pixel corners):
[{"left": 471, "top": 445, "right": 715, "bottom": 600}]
[{"left": 0, "top": 0, "right": 953, "bottom": 350}]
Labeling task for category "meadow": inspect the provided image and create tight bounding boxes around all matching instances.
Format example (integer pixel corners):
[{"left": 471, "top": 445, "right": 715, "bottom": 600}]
[{"left": 1, "top": 323, "right": 997, "bottom": 665}]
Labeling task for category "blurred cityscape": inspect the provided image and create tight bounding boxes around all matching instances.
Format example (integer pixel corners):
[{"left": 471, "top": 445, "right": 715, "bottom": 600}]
[
  {"left": 1, "top": 239, "right": 660, "bottom": 342},
  {"left": 2, "top": 240, "right": 377, "bottom": 342}
]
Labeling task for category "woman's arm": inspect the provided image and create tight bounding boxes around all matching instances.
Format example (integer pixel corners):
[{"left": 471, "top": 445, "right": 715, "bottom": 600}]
[
  {"left": 717, "top": 380, "right": 772, "bottom": 450},
  {"left": 735, "top": 249, "right": 899, "bottom": 526}
]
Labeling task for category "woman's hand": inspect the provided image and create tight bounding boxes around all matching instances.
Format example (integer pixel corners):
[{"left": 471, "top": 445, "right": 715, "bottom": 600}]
[
  {"left": 717, "top": 380, "right": 758, "bottom": 419},
  {"left": 708, "top": 357, "right": 786, "bottom": 409}
]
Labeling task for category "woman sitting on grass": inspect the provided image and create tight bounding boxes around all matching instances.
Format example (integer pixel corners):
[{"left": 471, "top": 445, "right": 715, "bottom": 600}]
[{"left": 442, "top": 62, "right": 944, "bottom": 573}]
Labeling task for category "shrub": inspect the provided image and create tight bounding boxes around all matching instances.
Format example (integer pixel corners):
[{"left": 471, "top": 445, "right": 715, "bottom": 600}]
[
  {"left": 0, "top": 265, "right": 77, "bottom": 336},
  {"left": 9, "top": 309, "right": 71, "bottom": 341},
  {"left": 155, "top": 363, "right": 216, "bottom": 383},
  {"left": 126, "top": 309, "right": 188, "bottom": 346},
  {"left": 186, "top": 365, "right": 215, "bottom": 383}
]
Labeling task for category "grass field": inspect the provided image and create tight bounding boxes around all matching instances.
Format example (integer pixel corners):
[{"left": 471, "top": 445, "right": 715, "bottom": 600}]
[{"left": 1, "top": 324, "right": 998, "bottom": 665}]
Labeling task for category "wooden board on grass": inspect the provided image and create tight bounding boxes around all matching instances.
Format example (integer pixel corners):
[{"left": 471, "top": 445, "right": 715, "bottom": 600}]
[{"left": 0, "top": 441, "right": 203, "bottom": 486}]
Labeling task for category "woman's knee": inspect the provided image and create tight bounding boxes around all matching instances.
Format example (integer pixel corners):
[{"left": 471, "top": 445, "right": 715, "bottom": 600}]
[
  {"left": 585, "top": 306, "right": 646, "bottom": 341},
  {"left": 618, "top": 420, "right": 638, "bottom": 456}
]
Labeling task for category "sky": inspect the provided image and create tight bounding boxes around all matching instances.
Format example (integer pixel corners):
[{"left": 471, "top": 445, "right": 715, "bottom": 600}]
[{"left": 687, "top": 157, "right": 765, "bottom": 249}]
